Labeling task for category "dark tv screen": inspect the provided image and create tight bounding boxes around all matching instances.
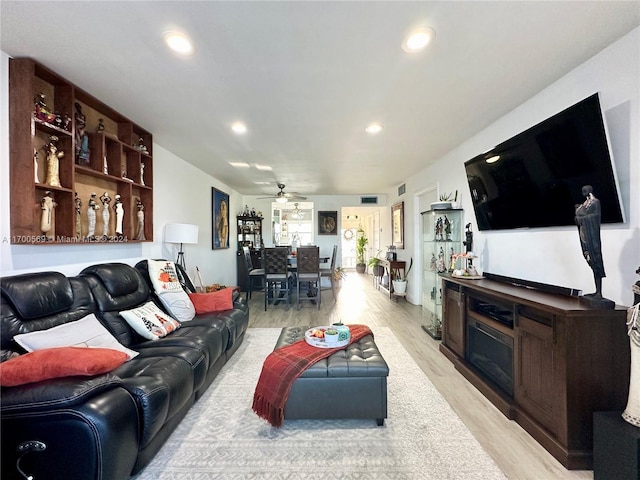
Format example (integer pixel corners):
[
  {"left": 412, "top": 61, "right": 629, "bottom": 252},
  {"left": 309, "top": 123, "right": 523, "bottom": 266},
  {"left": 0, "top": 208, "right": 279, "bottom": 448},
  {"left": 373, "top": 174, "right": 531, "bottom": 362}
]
[{"left": 464, "top": 93, "right": 624, "bottom": 231}]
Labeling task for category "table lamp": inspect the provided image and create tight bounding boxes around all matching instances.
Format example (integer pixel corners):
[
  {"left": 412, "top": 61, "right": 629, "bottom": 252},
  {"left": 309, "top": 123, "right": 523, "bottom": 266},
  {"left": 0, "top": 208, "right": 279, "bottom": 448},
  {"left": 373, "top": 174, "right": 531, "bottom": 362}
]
[{"left": 165, "top": 223, "right": 199, "bottom": 269}]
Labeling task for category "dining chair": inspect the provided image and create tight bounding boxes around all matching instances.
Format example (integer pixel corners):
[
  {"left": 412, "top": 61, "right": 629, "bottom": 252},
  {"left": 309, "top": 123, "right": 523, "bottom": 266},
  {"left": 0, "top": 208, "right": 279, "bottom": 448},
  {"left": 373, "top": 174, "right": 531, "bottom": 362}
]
[
  {"left": 242, "top": 246, "right": 264, "bottom": 299},
  {"left": 263, "top": 247, "right": 293, "bottom": 311},
  {"left": 296, "top": 246, "right": 321, "bottom": 310},
  {"left": 320, "top": 244, "right": 338, "bottom": 302}
]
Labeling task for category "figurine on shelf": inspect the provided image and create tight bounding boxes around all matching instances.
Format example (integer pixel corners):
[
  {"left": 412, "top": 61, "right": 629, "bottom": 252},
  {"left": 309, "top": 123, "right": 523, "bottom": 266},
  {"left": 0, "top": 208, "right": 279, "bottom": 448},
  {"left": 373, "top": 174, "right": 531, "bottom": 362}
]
[
  {"left": 74, "top": 102, "right": 90, "bottom": 166},
  {"left": 436, "top": 247, "right": 446, "bottom": 273},
  {"left": 86, "top": 193, "right": 99, "bottom": 239},
  {"left": 96, "top": 118, "right": 105, "bottom": 133},
  {"left": 430, "top": 252, "right": 437, "bottom": 272},
  {"left": 444, "top": 216, "right": 452, "bottom": 240},
  {"left": 43, "top": 135, "right": 64, "bottom": 187},
  {"left": 133, "top": 138, "right": 148, "bottom": 154},
  {"left": 140, "top": 162, "right": 145, "bottom": 186},
  {"left": 435, "top": 216, "right": 443, "bottom": 241},
  {"left": 135, "top": 198, "right": 146, "bottom": 241},
  {"left": 40, "top": 191, "right": 57, "bottom": 240},
  {"left": 63, "top": 113, "right": 72, "bottom": 131},
  {"left": 34, "top": 92, "right": 56, "bottom": 123},
  {"left": 34, "top": 149, "right": 40, "bottom": 183},
  {"left": 244, "top": 205, "right": 250, "bottom": 216},
  {"left": 74, "top": 192, "right": 82, "bottom": 239},
  {"left": 54, "top": 112, "right": 63, "bottom": 129},
  {"left": 103, "top": 156, "right": 109, "bottom": 175},
  {"left": 113, "top": 194, "right": 124, "bottom": 236},
  {"left": 251, "top": 207, "right": 256, "bottom": 217},
  {"left": 463, "top": 223, "right": 473, "bottom": 253},
  {"left": 99, "top": 192, "right": 112, "bottom": 238}
]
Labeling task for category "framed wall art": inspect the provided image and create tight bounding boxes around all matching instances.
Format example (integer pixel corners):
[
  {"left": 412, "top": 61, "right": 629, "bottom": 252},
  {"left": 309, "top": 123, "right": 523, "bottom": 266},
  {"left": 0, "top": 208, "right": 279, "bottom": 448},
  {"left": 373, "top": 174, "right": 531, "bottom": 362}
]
[
  {"left": 212, "top": 187, "right": 230, "bottom": 249},
  {"left": 391, "top": 201, "right": 404, "bottom": 249},
  {"left": 318, "top": 211, "right": 338, "bottom": 235}
]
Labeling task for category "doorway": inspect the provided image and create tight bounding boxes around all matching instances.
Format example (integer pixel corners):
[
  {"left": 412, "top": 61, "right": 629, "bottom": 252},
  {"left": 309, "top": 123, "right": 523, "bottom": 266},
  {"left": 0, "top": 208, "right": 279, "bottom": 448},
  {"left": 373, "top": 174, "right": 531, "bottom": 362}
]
[{"left": 339, "top": 206, "right": 381, "bottom": 270}]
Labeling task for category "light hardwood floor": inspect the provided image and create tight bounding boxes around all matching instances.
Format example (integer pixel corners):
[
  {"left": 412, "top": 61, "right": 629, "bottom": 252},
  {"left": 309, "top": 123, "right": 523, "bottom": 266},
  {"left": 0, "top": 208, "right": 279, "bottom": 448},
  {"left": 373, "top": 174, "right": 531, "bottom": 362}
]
[{"left": 247, "top": 272, "right": 593, "bottom": 480}]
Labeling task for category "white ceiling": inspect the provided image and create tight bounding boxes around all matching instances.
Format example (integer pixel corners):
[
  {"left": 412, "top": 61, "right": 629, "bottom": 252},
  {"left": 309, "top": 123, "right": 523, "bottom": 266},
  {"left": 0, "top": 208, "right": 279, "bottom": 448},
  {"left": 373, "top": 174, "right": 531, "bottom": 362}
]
[{"left": 1, "top": 1, "right": 638, "bottom": 197}]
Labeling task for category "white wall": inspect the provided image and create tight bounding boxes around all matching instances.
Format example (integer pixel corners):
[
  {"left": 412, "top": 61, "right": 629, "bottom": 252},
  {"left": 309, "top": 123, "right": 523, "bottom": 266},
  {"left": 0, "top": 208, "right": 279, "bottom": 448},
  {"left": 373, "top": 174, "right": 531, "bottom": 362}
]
[
  {"left": 0, "top": 52, "right": 240, "bottom": 287},
  {"left": 394, "top": 27, "right": 640, "bottom": 307}
]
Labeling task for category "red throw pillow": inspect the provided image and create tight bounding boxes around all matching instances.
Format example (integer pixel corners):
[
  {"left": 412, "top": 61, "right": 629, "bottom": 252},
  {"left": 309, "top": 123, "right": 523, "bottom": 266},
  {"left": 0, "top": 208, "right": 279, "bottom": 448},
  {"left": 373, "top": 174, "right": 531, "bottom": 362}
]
[
  {"left": 0, "top": 347, "right": 129, "bottom": 387},
  {"left": 188, "top": 288, "right": 234, "bottom": 314}
]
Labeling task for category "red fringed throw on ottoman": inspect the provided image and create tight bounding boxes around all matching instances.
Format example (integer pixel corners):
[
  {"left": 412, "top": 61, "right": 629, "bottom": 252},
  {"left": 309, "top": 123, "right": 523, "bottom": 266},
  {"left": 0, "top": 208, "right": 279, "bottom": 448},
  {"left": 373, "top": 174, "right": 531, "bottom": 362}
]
[{"left": 252, "top": 324, "right": 373, "bottom": 427}]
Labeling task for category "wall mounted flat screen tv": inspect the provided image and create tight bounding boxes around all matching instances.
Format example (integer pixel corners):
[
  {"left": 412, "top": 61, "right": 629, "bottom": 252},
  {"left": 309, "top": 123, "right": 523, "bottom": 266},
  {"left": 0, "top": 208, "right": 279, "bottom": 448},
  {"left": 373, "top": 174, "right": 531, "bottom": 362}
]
[{"left": 464, "top": 93, "right": 624, "bottom": 231}]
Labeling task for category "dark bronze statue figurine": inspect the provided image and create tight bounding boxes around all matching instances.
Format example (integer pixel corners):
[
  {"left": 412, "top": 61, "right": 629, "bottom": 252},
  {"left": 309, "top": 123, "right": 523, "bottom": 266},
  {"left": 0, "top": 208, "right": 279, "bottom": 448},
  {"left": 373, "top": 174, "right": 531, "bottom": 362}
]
[{"left": 575, "top": 185, "right": 613, "bottom": 308}]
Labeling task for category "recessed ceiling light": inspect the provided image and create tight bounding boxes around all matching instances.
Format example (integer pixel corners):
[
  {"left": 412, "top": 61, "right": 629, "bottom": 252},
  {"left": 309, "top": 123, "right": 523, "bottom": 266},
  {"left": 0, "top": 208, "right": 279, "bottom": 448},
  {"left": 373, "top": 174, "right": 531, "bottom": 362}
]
[
  {"left": 163, "top": 31, "right": 194, "bottom": 55},
  {"left": 229, "top": 161, "right": 250, "bottom": 168},
  {"left": 231, "top": 122, "right": 247, "bottom": 134},
  {"left": 365, "top": 123, "right": 383, "bottom": 134},
  {"left": 254, "top": 164, "right": 272, "bottom": 171},
  {"left": 402, "top": 27, "right": 435, "bottom": 53},
  {"left": 485, "top": 155, "right": 500, "bottom": 164}
]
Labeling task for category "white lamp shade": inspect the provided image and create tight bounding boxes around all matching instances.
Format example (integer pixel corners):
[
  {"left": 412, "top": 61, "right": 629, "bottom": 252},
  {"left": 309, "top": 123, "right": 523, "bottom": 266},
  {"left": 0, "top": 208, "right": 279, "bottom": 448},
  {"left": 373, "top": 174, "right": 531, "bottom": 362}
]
[{"left": 165, "top": 223, "right": 199, "bottom": 244}]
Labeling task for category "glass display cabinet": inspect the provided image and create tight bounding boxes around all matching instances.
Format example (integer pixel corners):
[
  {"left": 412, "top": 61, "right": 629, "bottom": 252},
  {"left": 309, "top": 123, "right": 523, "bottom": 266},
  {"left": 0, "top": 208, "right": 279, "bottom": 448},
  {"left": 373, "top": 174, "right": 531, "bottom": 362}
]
[{"left": 421, "top": 208, "right": 464, "bottom": 339}]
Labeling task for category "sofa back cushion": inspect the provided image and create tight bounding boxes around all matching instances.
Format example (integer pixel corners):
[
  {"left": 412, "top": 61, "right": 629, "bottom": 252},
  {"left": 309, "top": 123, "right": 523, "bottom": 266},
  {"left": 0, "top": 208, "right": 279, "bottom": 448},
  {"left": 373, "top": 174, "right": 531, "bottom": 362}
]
[
  {"left": 1, "top": 272, "right": 95, "bottom": 359},
  {"left": 80, "top": 263, "right": 154, "bottom": 347}
]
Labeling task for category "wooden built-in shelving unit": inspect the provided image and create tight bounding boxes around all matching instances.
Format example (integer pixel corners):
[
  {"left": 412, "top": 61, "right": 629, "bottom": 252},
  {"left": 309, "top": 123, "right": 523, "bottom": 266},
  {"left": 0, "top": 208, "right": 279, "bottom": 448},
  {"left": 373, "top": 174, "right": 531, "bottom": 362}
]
[{"left": 8, "top": 58, "right": 153, "bottom": 244}]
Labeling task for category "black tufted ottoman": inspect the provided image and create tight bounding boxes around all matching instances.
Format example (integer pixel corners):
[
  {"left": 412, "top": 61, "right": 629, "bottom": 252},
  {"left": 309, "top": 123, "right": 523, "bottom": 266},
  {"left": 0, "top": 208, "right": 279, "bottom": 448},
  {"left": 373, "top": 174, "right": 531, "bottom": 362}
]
[{"left": 274, "top": 326, "right": 389, "bottom": 425}]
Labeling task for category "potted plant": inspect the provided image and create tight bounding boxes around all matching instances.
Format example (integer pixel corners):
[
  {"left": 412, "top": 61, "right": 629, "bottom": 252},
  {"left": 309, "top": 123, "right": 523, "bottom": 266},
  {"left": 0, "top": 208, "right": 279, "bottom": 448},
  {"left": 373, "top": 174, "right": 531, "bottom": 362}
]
[
  {"left": 431, "top": 190, "right": 458, "bottom": 210},
  {"left": 367, "top": 250, "right": 384, "bottom": 278},
  {"left": 324, "top": 328, "right": 340, "bottom": 345},
  {"left": 392, "top": 257, "right": 413, "bottom": 294},
  {"left": 333, "top": 266, "right": 347, "bottom": 284},
  {"left": 355, "top": 226, "right": 368, "bottom": 274}
]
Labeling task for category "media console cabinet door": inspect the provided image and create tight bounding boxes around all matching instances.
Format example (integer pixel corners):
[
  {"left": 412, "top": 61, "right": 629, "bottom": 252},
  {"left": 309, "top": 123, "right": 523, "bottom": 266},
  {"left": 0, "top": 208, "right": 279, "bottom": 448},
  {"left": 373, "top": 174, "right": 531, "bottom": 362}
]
[
  {"left": 515, "top": 315, "right": 566, "bottom": 443},
  {"left": 443, "top": 283, "right": 465, "bottom": 358}
]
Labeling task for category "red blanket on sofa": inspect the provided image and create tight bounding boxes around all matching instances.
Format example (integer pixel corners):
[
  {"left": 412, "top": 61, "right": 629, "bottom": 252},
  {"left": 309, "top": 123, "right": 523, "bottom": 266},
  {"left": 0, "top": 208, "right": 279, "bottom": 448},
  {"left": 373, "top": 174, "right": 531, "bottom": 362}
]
[{"left": 252, "top": 324, "right": 373, "bottom": 427}]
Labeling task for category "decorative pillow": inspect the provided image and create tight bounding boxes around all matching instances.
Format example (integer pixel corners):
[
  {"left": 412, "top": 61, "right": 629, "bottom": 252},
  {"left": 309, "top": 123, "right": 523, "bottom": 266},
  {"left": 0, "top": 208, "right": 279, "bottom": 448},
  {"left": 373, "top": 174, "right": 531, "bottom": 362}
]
[
  {"left": 13, "top": 314, "right": 138, "bottom": 359},
  {"left": 147, "top": 260, "right": 195, "bottom": 322},
  {"left": 188, "top": 288, "right": 233, "bottom": 314},
  {"left": 120, "top": 301, "right": 181, "bottom": 341},
  {"left": 0, "top": 347, "right": 129, "bottom": 387}
]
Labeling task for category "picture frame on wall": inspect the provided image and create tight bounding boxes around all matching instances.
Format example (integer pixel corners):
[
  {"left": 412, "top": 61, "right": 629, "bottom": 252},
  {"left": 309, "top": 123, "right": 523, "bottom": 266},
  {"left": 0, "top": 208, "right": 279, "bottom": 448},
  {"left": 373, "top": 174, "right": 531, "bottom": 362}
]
[
  {"left": 391, "top": 201, "right": 404, "bottom": 249},
  {"left": 318, "top": 210, "right": 338, "bottom": 235},
  {"left": 212, "top": 187, "right": 230, "bottom": 249}
]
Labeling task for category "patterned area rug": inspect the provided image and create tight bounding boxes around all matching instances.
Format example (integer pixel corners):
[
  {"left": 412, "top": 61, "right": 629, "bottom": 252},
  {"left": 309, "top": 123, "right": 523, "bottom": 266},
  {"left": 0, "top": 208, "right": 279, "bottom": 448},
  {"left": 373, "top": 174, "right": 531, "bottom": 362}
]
[{"left": 133, "top": 327, "right": 507, "bottom": 479}]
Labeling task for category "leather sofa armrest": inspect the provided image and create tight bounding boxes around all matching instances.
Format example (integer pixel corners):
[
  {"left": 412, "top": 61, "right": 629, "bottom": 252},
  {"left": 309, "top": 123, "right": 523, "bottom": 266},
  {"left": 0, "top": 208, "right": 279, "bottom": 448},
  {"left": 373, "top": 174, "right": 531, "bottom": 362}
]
[
  {"left": 1, "top": 374, "right": 124, "bottom": 413},
  {"left": 2, "top": 381, "right": 139, "bottom": 480}
]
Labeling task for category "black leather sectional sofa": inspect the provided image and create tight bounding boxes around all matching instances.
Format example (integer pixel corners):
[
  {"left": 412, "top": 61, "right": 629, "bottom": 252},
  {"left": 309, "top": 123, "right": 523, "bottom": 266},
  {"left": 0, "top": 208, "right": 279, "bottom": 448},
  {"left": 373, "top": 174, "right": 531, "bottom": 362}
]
[{"left": 0, "top": 261, "right": 249, "bottom": 480}]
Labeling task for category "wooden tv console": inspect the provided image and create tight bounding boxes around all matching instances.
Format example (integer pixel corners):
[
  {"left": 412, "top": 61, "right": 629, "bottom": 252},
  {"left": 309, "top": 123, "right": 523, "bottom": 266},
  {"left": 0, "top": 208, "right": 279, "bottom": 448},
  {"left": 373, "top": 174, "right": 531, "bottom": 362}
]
[{"left": 439, "top": 274, "right": 630, "bottom": 470}]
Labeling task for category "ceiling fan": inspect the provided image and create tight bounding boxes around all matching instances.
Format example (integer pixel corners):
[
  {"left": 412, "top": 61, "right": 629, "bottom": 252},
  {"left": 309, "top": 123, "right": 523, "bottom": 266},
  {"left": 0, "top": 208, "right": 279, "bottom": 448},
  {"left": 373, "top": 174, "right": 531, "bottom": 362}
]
[{"left": 258, "top": 183, "right": 307, "bottom": 204}]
